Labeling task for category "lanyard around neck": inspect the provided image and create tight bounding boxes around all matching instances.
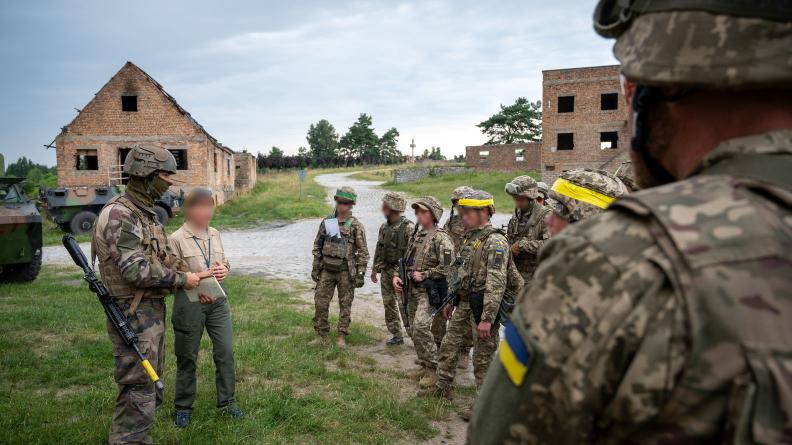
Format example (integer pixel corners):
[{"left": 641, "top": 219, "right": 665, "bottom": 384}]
[{"left": 192, "top": 236, "right": 211, "bottom": 268}]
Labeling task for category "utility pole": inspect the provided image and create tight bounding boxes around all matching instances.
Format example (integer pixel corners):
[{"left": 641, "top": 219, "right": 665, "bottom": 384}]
[{"left": 410, "top": 138, "right": 416, "bottom": 163}]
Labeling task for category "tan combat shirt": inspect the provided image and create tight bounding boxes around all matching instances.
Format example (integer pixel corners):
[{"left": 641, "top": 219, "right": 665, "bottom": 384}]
[{"left": 169, "top": 223, "right": 231, "bottom": 274}]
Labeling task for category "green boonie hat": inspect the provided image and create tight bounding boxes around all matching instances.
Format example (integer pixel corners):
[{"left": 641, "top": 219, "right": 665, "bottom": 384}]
[
  {"left": 123, "top": 145, "right": 178, "bottom": 177},
  {"left": 412, "top": 196, "right": 443, "bottom": 223},
  {"left": 593, "top": 2, "right": 792, "bottom": 87},
  {"left": 457, "top": 189, "right": 496, "bottom": 215},
  {"left": 505, "top": 175, "right": 539, "bottom": 199},
  {"left": 549, "top": 168, "right": 629, "bottom": 222},
  {"left": 334, "top": 186, "right": 357, "bottom": 204},
  {"left": 382, "top": 192, "right": 406, "bottom": 212},
  {"left": 450, "top": 186, "right": 474, "bottom": 202}
]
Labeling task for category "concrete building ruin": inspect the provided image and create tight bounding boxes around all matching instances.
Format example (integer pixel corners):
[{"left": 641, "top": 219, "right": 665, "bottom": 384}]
[
  {"left": 465, "top": 65, "right": 630, "bottom": 183},
  {"left": 53, "top": 61, "right": 256, "bottom": 204}
]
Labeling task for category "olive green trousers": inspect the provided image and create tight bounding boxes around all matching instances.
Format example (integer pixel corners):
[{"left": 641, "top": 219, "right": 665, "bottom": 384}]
[{"left": 172, "top": 291, "right": 236, "bottom": 410}]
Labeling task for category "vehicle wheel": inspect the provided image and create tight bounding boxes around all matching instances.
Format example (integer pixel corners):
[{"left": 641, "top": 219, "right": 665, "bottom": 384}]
[
  {"left": 70, "top": 210, "right": 98, "bottom": 234},
  {"left": 153, "top": 205, "right": 169, "bottom": 225},
  {"left": 4, "top": 252, "right": 42, "bottom": 282}
]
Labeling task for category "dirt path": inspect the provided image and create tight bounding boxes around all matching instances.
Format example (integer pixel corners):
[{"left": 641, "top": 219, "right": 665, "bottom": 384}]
[{"left": 42, "top": 171, "right": 503, "bottom": 444}]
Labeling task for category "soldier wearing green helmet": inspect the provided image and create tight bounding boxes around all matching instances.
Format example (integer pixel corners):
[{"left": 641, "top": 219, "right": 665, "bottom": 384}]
[
  {"left": 504, "top": 175, "right": 551, "bottom": 285},
  {"left": 469, "top": 2, "right": 792, "bottom": 443},
  {"left": 92, "top": 145, "right": 205, "bottom": 445},
  {"left": 310, "top": 186, "right": 369, "bottom": 347}
]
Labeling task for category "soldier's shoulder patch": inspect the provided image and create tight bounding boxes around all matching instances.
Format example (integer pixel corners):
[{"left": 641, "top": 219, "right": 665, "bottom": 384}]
[
  {"left": 443, "top": 249, "right": 453, "bottom": 266},
  {"left": 499, "top": 321, "right": 530, "bottom": 386},
  {"left": 493, "top": 248, "right": 505, "bottom": 268}
]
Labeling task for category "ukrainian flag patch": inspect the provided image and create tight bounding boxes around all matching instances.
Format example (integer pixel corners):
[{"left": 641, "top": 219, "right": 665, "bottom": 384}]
[{"left": 499, "top": 321, "right": 530, "bottom": 386}]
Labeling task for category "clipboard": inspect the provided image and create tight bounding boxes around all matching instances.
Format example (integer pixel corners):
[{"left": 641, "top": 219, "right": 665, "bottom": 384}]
[
  {"left": 184, "top": 276, "right": 227, "bottom": 302},
  {"left": 324, "top": 218, "right": 341, "bottom": 238}
]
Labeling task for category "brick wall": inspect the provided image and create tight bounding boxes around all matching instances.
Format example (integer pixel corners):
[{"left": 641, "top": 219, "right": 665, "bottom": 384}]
[
  {"left": 233, "top": 152, "right": 257, "bottom": 192},
  {"left": 540, "top": 65, "right": 630, "bottom": 183},
  {"left": 54, "top": 62, "right": 236, "bottom": 204},
  {"left": 465, "top": 143, "right": 541, "bottom": 171}
]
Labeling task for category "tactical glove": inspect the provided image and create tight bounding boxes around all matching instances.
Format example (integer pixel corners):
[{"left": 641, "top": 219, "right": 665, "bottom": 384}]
[{"left": 354, "top": 273, "right": 365, "bottom": 288}]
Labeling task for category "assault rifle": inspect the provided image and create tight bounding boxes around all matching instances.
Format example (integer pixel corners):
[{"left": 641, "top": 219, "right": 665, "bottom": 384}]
[
  {"left": 397, "top": 258, "right": 411, "bottom": 330},
  {"left": 62, "top": 235, "right": 165, "bottom": 391}
]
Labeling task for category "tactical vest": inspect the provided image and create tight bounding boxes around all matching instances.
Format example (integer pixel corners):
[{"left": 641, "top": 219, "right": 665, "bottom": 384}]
[
  {"left": 379, "top": 217, "right": 410, "bottom": 265},
  {"left": 405, "top": 227, "right": 440, "bottom": 272},
  {"left": 611, "top": 154, "right": 792, "bottom": 443},
  {"left": 458, "top": 225, "right": 519, "bottom": 295},
  {"left": 320, "top": 216, "right": 358, "bottom": 275},
  {"left": 92, "top": 195, "right": 173, "bottom": 299},
  {"left": 506, "top": 204, "right": 550, "bottom": 275}
]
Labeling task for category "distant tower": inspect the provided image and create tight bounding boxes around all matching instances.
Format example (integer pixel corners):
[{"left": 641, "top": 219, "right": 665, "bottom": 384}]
[{"left": 410, "top": 138, "right": 416, "bottom": 162}]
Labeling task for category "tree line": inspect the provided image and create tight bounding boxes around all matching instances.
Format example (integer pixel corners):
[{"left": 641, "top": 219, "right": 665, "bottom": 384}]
[
  {"left": 3, "top": 156, "right": 58, "bottom": 195},
  {"left": 257, "top": 113, "right": 405, "bottom": 170}
]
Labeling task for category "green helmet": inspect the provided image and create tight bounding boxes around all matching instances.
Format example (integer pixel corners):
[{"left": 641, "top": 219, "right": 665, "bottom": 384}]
[
  {"left": 123, "top": 145, "right": 177, "bottom": 177},
  {"left": 537, "top": 181, "right": 549, "bottom": 199},
  {"left": 334, "top": 186, "right": 357, "bottom": 204},
  {"left": 593, "top": 1, "right": 792, "bottom": 87},
  {"left": 505, "top": 175, "right": 540, "bottom": 199},
  {"left": 450, "top": 186, "right": 474, "bottom": 202},
  {"left": 412, "top": 196, "right": 443, "bottom": 223},
  {"left": 547, "top": 168, "right": 629, "bottom": 223},
  {"left": 457, "top": 189, "right": 496, "bottom": 215},
  {"left": 382, "top": 192, "right": 406, "bottom": 212}
]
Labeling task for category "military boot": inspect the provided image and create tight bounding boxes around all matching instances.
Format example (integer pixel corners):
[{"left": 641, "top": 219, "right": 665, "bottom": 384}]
[
  {"left": 418, "top": 383, "right": 452, "bottom": 400},
  {"left": 385, "top": 335, "right": 404, "bottom": 346},
  {"left": 418, "top": 368, "right": 438, "bottom": 388},
  {"left": 336, "top": 334, "right": 347, "bottom": 348},
  {"left": 308, "top": 334, "right": 329, "bottom": 346},
  {"left": 408, "top": 365, "right": 426, "bottom": 381}
]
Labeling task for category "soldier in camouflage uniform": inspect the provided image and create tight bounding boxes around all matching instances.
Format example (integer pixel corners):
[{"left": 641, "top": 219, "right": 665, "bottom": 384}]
[
  {"left": 310, "top": 187, "right": 369, "bottom": 348},
  {"left": 393, "top": 197, "right": 455, "bottom": 388},
  {"left": 92, "top": 145, "right": 203, "bottom": 445},
  {"left": 469, "top": 2, "right": 792, "bottom": 443},
  {"left": 504, "top": 176, "right": 551, "bottom": 285},
  {"left": 443, "top": 186, "right": 475, "bottom": 369},
  {"left": 422, "top": 190, "right": 511, "bottom": 407},
  {"left": 372, "top": 192, "right": 414, "bottom": 346},
  {"left": 535, "top": 182, "right": 549, "bottom": 206},
  {"left": 544, "top": 168, "right": 629, "bottom": 236}
]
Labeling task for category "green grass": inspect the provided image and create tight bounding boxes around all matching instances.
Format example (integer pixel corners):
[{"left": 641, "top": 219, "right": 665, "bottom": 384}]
[
  {"left": 0, "top": 266, "right": 452, "bottom": 445},
  {"left": 42, "top": 170, "right": 331, "bottom": 246},
  {"left": 383, "top": 170, "right": 540, "bottom": 207}
]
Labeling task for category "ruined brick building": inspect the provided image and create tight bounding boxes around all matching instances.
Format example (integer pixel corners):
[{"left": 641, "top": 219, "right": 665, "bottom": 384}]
[
  {"left": 466, "top": 65, "right": 630, "bottom": 183},
  {"left": 54, "top": 61, "right": 256, "bottom": 204}
]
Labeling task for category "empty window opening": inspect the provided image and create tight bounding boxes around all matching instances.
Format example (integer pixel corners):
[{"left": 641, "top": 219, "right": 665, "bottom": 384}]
[
  {"left": 557, "top": 96, "right": 574, "bottom": 113},
  {"left": 515, "top": 149, "right": 525, "bottom": 162},
  {"left": 545, "top": 165, "right": 555, "bottom": 172},
  {"left": 76, "top": 149, "right": 99, "bottom": 170},
  {"left": 213, "top": 153, "right": 218, "bottom": 173},
  {"left": 227, "top": 159, "right": 231, "bottom": 176},
  {"left": 479, "top": 150, "right": 490, "bottom": 161},
  {"left": 601, "top": 93, "right": 618, "bottom": 111},
  {"left": 600, "top": 131, "right": 619, "bottom": 149},
  {"left": 169, "top": 149, "right": 189, "bottom": 170},
  {"left": 557, "top": 133, "right": 574, "bottom": 151},
  {"left": 118, "top": 148, "right": 132, "bottom": 166},
  {"left": 121, "top": 95, "right": 138, "bottom": 112}
]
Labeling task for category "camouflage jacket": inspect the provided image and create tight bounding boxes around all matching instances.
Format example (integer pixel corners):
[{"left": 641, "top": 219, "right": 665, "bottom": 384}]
[
  {"left": 443, "top": 211, "right": 466, "bottom": 250},
  {"left": 373, "top": 216, "right": 414, "bottom": 273},
  {"left": 93, "top": 194, "right": 186, "bottom": 298},
  {"left": 455, "top": 223, "right": 509, "bottom": 323},
  {"left": 467, "top": 129, "right": 792, "bottom": 444},
  {"left": 506, "top": 203, "right": 551, "bottom": 280},
  {"left": 312, "top": 215, "right": 369, "bottom": 278},
  {"left": 399, "top": 226, "right": 455, "bottom": 281}
]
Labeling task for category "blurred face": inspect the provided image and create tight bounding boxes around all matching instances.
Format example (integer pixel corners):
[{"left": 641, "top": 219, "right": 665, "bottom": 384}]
[
  {"left": 459, "top": 207, "right": 488, "bottom": 229},
  {"left": 335, "top": 200, "right": 353, "bottom": 214},
  {"left": 546, "top": 211, "right": 570, "bottom": 236},
  {"left": 381, "top": 204, "right": 399, "bottom": 221},
  {"left": 414, "top": 208, "right": 434, "bottom": 228},
  {"left": 185, "top": 198, "right": 214, "bottom": 229},
  {"left": 512, "top": 195, "right": 532, "bottom": 211}
]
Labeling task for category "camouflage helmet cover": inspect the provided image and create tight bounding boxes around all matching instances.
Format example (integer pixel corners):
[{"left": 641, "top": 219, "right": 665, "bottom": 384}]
[
  {"left": 123, "top": 145, "right": 177, "bottom": 177},
  {"left": 549, "top": 168, "right": 629, "bottom": 222},
  {"left": 537, "top": 181, "right": 550, "bottom": 199},
  {"left": 450, "top": 185, "right": 474, "bottom": 202},
  {"left": 505, "top": 175, "right": 540, "bottom": 199},
  {"left": 334, "top": 186, "right": 357, "bottom": 204},
  {"left": 456, "top": 189, "right": 496, "bottom": 215},
  {"left": 593, "top": 1, "right": 792, "bottom": 87},
  {"left": 412, "top": 196, "right": 443, "bottom": 223},
  {"left": 382, "top": 191, "right": 406, "bottom": 212}
]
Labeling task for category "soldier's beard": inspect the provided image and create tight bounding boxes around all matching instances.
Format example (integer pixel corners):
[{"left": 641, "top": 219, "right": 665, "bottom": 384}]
[{"left": 631, "top": 102, "right": 677, "bottom": 189}]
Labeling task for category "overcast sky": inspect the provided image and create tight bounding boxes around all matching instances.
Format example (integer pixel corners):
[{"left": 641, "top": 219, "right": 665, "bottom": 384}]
[{"left": 0, "top": 0, "right": 616, "bottom": 166}]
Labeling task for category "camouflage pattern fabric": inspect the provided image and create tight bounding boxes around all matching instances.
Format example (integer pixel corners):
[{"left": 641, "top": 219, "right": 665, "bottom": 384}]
[
  {"left": 412, "top": 196, "right": 444, "bottom": 223},
  {"left": 434, "top": 223, "right": 509, "bottom": 390},
  {"left": 505, "top": 175, "right": 540, "bottom": 199},
  {"left": 506, "top": 203, "right": 551, "bottom": 284},
  {"left": 311, "top": 216, "right": 369, "bottom": 335},
  {"left": 467, "top": 130, "right": 792, "bottom": 444},
  {"left": 548, "top": 168, "right": 629, "bottom": 223},
  {"left": 374, "top": 216, "right": 414, "bottom": 336},
  {"left": 107, "top": 299, "right": 165, "bottom": 445},
  {"left": 443, "top": 212, "right": 467, "bottom": 250},
  {"left": 382, "top": 191, "right": 406, "bottom": 212},
  {"left": 400, "top": 226, "right": 455, "bottom": 369}
]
